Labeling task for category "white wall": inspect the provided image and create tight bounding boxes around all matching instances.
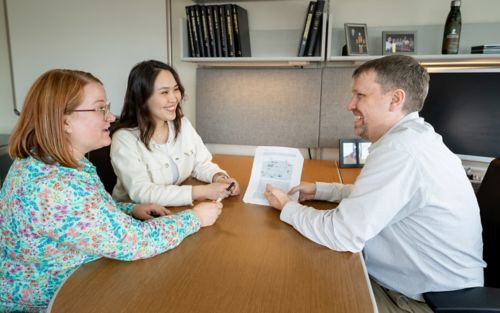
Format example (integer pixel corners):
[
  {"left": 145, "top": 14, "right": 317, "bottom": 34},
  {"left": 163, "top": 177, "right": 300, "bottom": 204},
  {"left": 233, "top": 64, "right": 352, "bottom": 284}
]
[
  {"left": 171, "top": 0, "right": 198, "bottom": 126},
  {"left": 0, "top": 1, "right": 17, "bottom": 133},
  {"left": 4, "top": 0, "right": 168, "bottom": 118},
  {"left": 329, "top": 0, "right": 500, "bottom": 27}
]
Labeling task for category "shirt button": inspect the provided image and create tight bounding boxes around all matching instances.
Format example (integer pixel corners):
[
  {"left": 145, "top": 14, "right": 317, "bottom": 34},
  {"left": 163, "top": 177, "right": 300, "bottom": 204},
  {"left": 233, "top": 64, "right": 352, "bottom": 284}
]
[{"left": 165, "top": 163, "right": 169, "bottom": 168}]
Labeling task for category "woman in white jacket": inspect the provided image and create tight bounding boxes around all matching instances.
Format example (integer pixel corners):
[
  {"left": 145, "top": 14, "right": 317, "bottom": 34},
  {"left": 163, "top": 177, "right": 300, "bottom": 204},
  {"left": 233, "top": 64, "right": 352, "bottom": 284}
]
[{"left": 110, "top": 60, "right": 239, "bottom": 206}]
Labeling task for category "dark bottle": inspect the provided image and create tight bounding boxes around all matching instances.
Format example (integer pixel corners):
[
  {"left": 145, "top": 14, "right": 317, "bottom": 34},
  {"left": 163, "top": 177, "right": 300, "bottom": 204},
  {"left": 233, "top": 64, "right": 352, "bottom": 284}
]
[{"left": 442, "top": 0, "right": 462, "bottom": 54}]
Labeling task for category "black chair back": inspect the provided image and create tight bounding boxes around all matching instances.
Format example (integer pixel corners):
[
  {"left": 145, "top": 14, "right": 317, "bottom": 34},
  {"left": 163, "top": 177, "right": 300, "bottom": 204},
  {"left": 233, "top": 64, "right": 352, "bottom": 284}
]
[
  {"left": 0, "top": 148, "right": 14, "bottom": 188},
  {"left": 87, "top": 145, "right": 116, "bottom": 194},
  {"left": 477, "top": 158, "right": 500, "bottom": 288}
]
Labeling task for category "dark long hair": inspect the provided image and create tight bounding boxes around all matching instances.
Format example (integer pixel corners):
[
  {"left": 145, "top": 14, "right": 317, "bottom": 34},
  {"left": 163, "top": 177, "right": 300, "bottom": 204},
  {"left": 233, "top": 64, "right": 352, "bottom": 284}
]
[{"left": 112, "top": 60, "right": 185, "bottom": 149}]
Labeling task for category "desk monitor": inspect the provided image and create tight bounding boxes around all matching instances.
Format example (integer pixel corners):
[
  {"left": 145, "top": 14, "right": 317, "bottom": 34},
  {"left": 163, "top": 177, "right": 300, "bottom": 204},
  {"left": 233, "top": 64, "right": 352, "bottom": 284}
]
[{"left": 420, "top": 70, "right": 500, "bottom": 163}]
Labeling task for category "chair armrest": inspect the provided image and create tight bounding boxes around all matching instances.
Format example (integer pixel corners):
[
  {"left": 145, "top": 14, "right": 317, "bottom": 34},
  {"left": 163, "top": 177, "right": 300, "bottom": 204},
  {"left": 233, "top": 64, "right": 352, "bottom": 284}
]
[{"left": 423, "top": 287, "right": 500, "bottom": 313}]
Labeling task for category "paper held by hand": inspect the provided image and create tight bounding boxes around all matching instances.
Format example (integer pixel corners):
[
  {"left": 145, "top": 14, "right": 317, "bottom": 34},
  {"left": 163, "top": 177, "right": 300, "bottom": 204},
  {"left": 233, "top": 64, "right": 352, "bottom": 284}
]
[{"left": 243, "top": 146, "right": 304, "bottom": 206}]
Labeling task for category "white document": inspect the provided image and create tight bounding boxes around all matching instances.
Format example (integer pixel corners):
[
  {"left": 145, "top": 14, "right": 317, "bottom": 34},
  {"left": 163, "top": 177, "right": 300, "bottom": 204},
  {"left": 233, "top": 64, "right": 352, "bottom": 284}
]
[{"left": 243, "top": 146, "right": 304, "bottom": 206}]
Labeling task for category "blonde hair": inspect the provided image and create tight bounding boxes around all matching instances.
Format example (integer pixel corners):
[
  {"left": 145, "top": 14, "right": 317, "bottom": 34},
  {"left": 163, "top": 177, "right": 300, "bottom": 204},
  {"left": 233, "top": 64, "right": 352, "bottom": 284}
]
[{"left": 9, "top": 69, "right": 102, "bottom": 168}]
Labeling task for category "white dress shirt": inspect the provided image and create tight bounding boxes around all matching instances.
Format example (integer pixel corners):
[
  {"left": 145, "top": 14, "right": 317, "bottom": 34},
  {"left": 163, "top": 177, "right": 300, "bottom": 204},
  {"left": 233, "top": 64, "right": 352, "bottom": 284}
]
[
  {"left": 280, "top": 112, "right": 485, "bottom": 300},
  {"left": 110, "top": 117, "right": 226, "bottom": 206}
]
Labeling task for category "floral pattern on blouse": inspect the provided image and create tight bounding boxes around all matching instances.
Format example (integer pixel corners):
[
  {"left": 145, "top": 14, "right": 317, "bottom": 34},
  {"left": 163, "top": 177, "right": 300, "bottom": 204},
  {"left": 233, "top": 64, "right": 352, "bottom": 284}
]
[{"left": 0, "top": 156, "right": 201, "bottom": 312}]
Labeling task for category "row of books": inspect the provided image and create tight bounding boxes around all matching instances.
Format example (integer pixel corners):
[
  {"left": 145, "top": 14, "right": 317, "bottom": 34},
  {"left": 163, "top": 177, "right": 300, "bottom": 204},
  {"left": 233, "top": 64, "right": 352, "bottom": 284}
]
[
  {"left": 471, "top": 44, "right": 500, "bottom": 54},
  {"left": 297, "top": 0, "right": 325, "bottom": 57},
  {"left": 185, "top": 4, "right": 251, "bottom": 58}
]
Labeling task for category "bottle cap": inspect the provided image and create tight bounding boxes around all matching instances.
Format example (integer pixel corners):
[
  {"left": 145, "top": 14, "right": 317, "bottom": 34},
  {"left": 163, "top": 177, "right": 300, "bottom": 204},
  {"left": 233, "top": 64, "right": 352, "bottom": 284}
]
[{"left": 451, "top": 0, "right": 461, "bottom": 6}]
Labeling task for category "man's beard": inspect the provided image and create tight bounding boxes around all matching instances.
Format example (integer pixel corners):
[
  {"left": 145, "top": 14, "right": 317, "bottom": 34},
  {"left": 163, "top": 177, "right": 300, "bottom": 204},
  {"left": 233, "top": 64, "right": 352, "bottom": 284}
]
[{"left": 355, "top": 124, "right": 369, "bottom": 140}]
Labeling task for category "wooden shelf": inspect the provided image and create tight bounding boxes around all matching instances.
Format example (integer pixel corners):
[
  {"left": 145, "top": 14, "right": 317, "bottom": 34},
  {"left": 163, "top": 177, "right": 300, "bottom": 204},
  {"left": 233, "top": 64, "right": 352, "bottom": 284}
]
[{"left": 181, "top": 3, "right": 500, "bottom": 69}]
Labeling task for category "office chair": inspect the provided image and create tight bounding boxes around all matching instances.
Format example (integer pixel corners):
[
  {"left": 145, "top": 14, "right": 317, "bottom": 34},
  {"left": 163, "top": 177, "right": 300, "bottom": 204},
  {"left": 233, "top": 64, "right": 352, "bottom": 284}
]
[
  {"left": 0, "top": 145, "right": 14, "bottom": 188},
  {"left": 87, "top": 145, "right": 116, "bottom": 194},
  {"left": 423, "top": 157, "right": 500, "bottom": 313}
]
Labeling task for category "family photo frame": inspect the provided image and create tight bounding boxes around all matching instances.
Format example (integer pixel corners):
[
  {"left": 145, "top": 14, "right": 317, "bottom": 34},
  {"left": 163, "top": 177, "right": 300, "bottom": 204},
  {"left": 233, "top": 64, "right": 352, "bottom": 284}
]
[
  {"left": 382, "top": 31, "right": 417, "bottom": 55},
  {"left": 344, "top": 23, "right": 368, "bottom": 55},
  {"left": 339, "top": 139, "right": 371, "bottom": 168}
]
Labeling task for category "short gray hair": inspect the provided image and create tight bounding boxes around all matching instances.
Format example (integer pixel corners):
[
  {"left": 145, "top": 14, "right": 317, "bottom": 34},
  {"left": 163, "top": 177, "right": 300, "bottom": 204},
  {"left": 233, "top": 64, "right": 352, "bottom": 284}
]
[{"left": 352, "top": 55, "right": 430, "bottom": 113}]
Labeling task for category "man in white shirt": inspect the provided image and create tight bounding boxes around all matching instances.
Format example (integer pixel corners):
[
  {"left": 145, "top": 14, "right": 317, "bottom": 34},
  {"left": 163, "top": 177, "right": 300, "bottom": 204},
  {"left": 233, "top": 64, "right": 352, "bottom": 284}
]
[{"left": 264, "top": 55, "right": 485, "bottom": 313}]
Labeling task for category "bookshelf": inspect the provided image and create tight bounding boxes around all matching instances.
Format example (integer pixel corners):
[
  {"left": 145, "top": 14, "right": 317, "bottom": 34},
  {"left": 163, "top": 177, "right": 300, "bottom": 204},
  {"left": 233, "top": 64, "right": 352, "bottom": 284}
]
[
  {"left": 179, "top": 1, "right": 500, "bottom": 68},
  {"left": 180, "top": 0, "right": 327, "bottom": 66},
  {"left": 326, "top": 20, "right": 500, "bottom": 68}
]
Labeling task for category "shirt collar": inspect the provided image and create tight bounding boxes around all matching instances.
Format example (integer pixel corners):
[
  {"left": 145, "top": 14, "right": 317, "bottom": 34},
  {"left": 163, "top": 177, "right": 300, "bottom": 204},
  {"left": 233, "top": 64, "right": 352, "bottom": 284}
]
[{"left": 368, "top": 112, "right": 420, "bottom": 152}]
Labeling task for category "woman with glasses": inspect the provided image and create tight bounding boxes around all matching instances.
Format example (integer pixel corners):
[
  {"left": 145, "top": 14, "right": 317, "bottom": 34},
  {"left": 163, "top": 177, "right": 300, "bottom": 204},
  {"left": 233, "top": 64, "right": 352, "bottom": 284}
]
[
  {"left": 110, "top": 60, "right": 240, "bottom": 207},
  {"left": 0, "top": 69, "right": 222, "bottom": 312}
]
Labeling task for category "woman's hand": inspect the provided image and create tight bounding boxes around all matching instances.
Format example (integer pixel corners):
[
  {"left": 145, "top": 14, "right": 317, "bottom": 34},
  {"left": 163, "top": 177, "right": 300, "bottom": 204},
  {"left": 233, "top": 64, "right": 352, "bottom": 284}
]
[
  {"left": 132, "top": 203, "right": 171, "bottom": 220},
  {"left": 216, "top": 178, "right": 240, "bottom": 196},
  {"left": 288, "top": 182, "right": 316, "bottom": 202},
  {"left": 192, "top": 182, "right": 236, "bottom": 201},
  {"left": 213, "top": 174, "right": 241, "bottom": 196},
  {"left": 192, "top": 201, "right": 223, "bottom": 227}
]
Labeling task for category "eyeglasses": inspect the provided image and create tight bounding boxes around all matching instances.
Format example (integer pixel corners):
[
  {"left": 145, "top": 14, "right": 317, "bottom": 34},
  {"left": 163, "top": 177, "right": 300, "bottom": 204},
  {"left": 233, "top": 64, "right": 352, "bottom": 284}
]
[{"left": 69, "top": 102, "right": 111, "bottom": 118}]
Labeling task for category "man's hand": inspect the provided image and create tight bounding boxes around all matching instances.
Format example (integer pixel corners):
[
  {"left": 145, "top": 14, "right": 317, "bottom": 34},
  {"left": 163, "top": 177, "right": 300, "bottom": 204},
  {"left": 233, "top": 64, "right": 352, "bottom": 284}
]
[
  {"left": 264, "top": 184, "right": 292, "bottom": 211},
  {"left": 132, "top": 203, "right": 171, "bottom": 220},
  {"left": 288, "top": 182, "right": 316, "bottom": 202}
]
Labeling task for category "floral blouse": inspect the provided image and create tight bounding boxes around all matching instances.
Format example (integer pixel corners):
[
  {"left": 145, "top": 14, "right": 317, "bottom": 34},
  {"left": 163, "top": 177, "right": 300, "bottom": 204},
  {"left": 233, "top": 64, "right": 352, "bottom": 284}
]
[{"left": 0, "top": 156, "right": 201, "bottom": 312}]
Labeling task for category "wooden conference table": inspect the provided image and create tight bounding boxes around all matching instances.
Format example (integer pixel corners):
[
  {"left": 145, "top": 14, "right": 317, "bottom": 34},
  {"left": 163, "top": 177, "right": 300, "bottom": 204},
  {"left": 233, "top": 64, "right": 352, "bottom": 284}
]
[{"left": 51, "top": 155, "right": 372, "bottom": 313}]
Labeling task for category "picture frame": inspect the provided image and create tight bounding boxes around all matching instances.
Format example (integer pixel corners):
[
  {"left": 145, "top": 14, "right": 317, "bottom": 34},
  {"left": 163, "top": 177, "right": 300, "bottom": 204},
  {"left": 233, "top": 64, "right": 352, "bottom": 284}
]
[
  {"left": 339, "top": 139, "right": 372, "bottom": 168},
  {"left": 344, "top": 23, "right": 368, "bottom": 55},
  {"left": 382, "top": 31, "right": 417, "bottom": 55}
]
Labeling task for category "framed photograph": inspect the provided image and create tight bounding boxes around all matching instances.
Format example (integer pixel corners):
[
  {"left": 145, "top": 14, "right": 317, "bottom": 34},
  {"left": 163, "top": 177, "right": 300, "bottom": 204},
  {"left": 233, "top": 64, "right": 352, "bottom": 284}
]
[
  {"left": 339, "top": 139, "right": 372, "bottom": 168},
  {"left": 382, "top": 31, "right": 416, "bottom": 55},
  {"left": 339, "top": 139, "right": 359, "bottom": 168},
  {"left": 344, "top": 23, "right": 368, "bottom": 55}
]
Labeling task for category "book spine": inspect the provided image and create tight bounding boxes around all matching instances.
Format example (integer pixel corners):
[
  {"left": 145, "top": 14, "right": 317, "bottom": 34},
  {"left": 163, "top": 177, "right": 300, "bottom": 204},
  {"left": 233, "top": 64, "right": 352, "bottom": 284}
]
[
  {"left": 306, "top": 0, "right": 325, "bottom": 56},
  {"left": 471, "top": 49, "right": 500, "bottom": 54},
  {"left": 185, "top": 6, "right": 197, "bottom": 57},
  {"left": 193, "top": 5, "right": 205, "bottom": 57},
  {"left": 471, "top": 45, "right": 500, "bottom": 51},
  {"left": 298, "top": 1, "right": 316, "bottom": 57},
  {"left": 219, "top": 5, "right": 229, "bottom": 57},
  {"left": 191, "top": 7, "right": 202, "bottom": 57},
  {"left": 232, "top": 5, "right": 241, "bottom": 57},
  {"left": 225, "top": 4, "right": 236, "bottom": 57},
  {"left": 232, "top": 4, "right": 251, "bottom": 57},
  {"left": 200, "top": 5, "right": 212, "bottom": 57},
  {"left": 206, "top": 6, "right": 217, "bottom": 57},
  {"left": 212, "top": 5, "right": 222, "bottom": 57},
  {"left": 313, "top": 15, "right": 324, "bottom": 57}
]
